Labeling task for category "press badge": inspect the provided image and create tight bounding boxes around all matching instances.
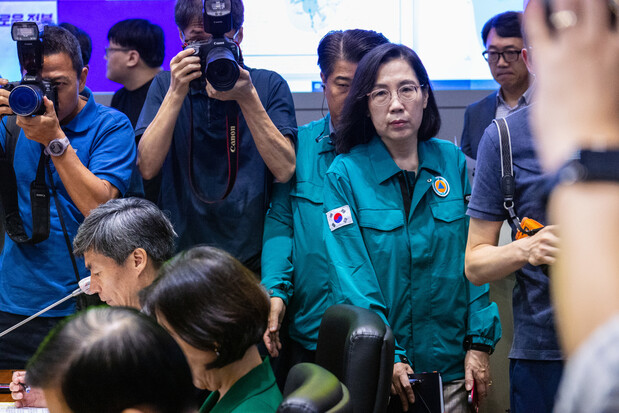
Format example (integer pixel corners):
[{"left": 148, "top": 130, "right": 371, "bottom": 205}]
[{"left": 326, "top": 205, "right": 353, "bottom": 231}]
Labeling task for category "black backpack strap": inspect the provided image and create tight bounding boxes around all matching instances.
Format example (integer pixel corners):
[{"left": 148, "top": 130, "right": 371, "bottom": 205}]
[
  {"left": 0, "top": 116, "right": 51, "bottom": 244},
  {"left": 0, "top": 116, "right": 19, "bottom": 160},
  {"left": 493, "top": 118, "right": 523, "bottom": 231}
]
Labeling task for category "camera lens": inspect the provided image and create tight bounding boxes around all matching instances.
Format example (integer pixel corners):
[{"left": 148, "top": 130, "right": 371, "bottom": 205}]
[
  {"left": 206, "top": 46, "right": 239, "bottom": 91},
  {"left": 9, "top": 84, "right": 44, "bottom": 116}
]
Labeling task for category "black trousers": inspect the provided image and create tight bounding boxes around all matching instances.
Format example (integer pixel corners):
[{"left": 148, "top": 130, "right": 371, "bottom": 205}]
[
  {"left": 264, "top": 319, "right": 316, "bottom": 391},
  {"left": 0, "top": 310, "right": 64, "bottom": 369}
]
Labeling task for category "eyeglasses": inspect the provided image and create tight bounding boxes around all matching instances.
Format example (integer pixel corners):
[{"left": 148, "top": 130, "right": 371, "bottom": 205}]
[
  {"left": 105, "top": 47, "right": 131, "bottom": 57},
  {"left": 367, "top": 84, "right": 425, "bottom": 106},
  {"left": 482, "top": 50, "right": 522, "bottom": 63}
]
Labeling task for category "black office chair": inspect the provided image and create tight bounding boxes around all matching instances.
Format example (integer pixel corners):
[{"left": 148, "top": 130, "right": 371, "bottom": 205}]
[
  {"left": 278, "top": 362, "right": 351, "bottom": 413},
  {"left": 316, "top": 304, "right": 395, "bottom": 413}
]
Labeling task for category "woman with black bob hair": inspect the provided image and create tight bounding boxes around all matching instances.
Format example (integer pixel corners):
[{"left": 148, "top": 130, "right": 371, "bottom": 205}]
[
  {"left": 25, "top": 306, "right": 196, "bottom": 413},
  {"left": 140, "top": 245, "right": 280, "bottom": 412},
  {"left": 334, "top": 43, "right": 440, "bottom": 154},
  {"left": 323, "top": 43, "right": 501, "bottom": 412}
]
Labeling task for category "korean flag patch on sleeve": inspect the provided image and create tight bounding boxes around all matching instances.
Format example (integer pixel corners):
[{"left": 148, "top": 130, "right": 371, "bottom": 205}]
[{"left": 326, "top": 205, "right": 354, "bottom": 231}]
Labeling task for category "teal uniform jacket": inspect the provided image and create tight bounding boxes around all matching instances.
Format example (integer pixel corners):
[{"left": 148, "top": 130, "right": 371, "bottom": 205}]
[
  {"left": 323, "top": 136, "right": 501, "bottom": 382},
  {"left": 200, "top": 358, "right": 282, "bottom": 412},
  {"left": 262, "top": 115, "right": 336, "bottom": 350}
]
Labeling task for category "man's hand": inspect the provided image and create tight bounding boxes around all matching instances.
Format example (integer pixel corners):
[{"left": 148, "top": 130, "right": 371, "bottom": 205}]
[
  {"left": 9, "top": 370, "right": 46, "bottom": 408},
  {"left": 0, "top": 78, "right": 14, "bottom": 116},
  {"left": 520, "top": 225, "right": 559, "bottom": 267},
  {"left": 464, "top": 350, "right": 491, "bottom": 402},
  {"left": 205, "top": 66, "right": 254, "bottom": 102},
  {"left": 526, "top": 0, "right": 619, "bottom": 170},
  {"left": 263, "top": 297, "right": 286, "bottom": 358},
  {"left": 16, "top": 97, "right": 64, "bottom": 146},
  {"left": 392, "top": 361, "right": 415, "bottom": 411},
  {"left": 168, "top": 48, "right": 202, "bottom": 99}
]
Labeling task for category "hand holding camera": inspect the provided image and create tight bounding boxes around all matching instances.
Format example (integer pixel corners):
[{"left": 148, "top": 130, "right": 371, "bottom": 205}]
[
  {"left": 205, "top": 65, "right": 254, "bottom": 103},
  {"left": 1, "top": 22, "right": 57, "bottom": 118},
  {"left": 183, "top": 0, "right": 244, "bottom": 94},
  {"left": 168, "top": 48, "right": 202, "bottom": 99},
  {"left": 0, "top": 78, "right": 14, "bottom": 116},
  {"left": 0, "top": 22, "right": 63, "bottom": 146},
  {"left": 16, "top": 96, "right": 64, "bottom": 147}
]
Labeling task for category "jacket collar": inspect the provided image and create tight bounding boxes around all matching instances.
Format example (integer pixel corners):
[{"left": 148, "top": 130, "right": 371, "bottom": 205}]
[
  {"left": 317, "top": 114, "right": 335, "bottom": 154},
  {"left": 369, "top": 136, "right": 445, "bottom": 184},
  {"left": 208, "top": 357, "right": 277, "bottom": 412}
]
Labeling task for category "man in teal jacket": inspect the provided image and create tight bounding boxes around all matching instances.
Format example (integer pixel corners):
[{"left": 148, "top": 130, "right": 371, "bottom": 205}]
[{"left": 262, "top": 114, "right": 335, "bottom": 353}]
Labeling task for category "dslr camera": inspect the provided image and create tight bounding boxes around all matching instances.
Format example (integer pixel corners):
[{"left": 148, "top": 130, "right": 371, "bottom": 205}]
[
  {"left": 184, "top": 0, "right": 243, "bottom": 91},
  {"left": 2, "top": 22, "right": 56, "bottom": 117}
]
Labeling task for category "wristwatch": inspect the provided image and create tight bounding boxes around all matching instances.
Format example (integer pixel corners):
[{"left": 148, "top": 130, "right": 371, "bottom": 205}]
[
  {"left": 44, "top": 136, "right": 70, "bottom": 157},
  {"left": 559, "top": 149, "right": 619, "bottom": 184},
  {"left": 463, "top": 336, "right": 493, "bottom": 354}
]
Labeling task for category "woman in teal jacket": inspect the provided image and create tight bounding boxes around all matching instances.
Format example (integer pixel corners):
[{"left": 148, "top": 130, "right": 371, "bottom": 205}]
[
  {"left": 323, "top": 43, "right": 501, "bottom": 412},
  {"left": 142, "top": 247, "right": 281, "bottom": 413},
  {"left": 261, "top": 30, "right": 388, "bottom": 379}
]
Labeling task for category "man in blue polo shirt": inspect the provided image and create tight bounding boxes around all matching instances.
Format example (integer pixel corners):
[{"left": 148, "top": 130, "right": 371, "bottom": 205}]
[
  {"left": 136, "top": 0, "right": 297, "bottom": 274},
  {"left": 0, "top": 26, "right": 136, "bottom": 368}
]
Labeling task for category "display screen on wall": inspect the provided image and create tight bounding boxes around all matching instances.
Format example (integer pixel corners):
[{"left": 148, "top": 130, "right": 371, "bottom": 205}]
[{"left": 1, "top": 0, "right": 523, "bottom": 93}]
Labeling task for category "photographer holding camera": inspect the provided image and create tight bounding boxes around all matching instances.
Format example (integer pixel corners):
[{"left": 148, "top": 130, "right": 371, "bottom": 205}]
[
  {"left": 0, "top": 25, "right": 136, "bottom": 368},
  {"left": 136, "top": 0, "right": 297, "bottom": 273}
]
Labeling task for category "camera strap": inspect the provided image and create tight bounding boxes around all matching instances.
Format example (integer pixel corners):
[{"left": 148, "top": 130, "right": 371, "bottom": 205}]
[
  {"left": 494, "top": 117, "right": 542, "bottom": 237},
  {"left": 0, "top": 115, "right": 51, "bottom": 244},
  {"left": 188, "top": 97, "right": 240, "bottom": 203},
  {"left": 44, "top": 156, "right": 100, "bottom": 309}
]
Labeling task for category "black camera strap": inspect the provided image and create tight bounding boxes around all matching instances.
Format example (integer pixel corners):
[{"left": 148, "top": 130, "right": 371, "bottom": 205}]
[
  {"left": 0, "top": 115, "right": 51, "bottom": 244},
  {"left": 188, "top": 97, "right": 240, "bottom": 203},
  {"left": 44, "top": 160, "right": 80, "bottom": 284},
  {"left": 44, "top": 156, "right": 101, "bottom": 310}
]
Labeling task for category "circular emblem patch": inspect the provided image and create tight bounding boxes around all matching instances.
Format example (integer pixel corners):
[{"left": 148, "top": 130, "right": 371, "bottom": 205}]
[{"left": 432, "top": 176, "right": 450, "bottom": 197}]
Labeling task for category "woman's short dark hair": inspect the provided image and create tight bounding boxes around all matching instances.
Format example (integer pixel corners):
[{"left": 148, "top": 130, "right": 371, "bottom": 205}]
[
  {"left": 175, "top": 0, "right": 244, "bottom": 33},
  {"left": 108, "top": 19, "right": 165, "bottom": 68},
  {"left": 317, "top": 29, "right": 389, "bottom": 78},
  {"left": 26, "top": 307, "right": 195, "bottom": 413},
  {"left": 140, "top": 246, "right": 270, "bottom": 369},
  {"left": 335, "top": 43, "right": 441, "bottom": 154}
]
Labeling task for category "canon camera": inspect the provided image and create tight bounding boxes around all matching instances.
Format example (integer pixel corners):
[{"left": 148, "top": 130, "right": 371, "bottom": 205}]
[
  {"left": 1, "top": 22, "right": 56, "bottom": 117},
  {"left": 184, "top": 0, "right": 242, "bottom": 91}
]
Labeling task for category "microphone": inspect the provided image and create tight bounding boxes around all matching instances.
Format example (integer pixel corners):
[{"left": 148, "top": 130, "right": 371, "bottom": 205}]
[{"left": 0, "top": 276, "right": 93, "bottom": 338}]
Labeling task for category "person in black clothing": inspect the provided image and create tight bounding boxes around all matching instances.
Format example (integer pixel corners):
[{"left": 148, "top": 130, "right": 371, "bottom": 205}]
[
  {"left": 59, "top": 22, "right": 92, "bottom": 68},
  {"left": 106, "top": 18, "right": 165, "bottom": 202}
]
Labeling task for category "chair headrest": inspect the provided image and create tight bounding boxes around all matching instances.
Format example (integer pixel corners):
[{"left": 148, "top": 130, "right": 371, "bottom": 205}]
[{"left": 278, "top": 363, "right": 351, "bottom": 413}]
